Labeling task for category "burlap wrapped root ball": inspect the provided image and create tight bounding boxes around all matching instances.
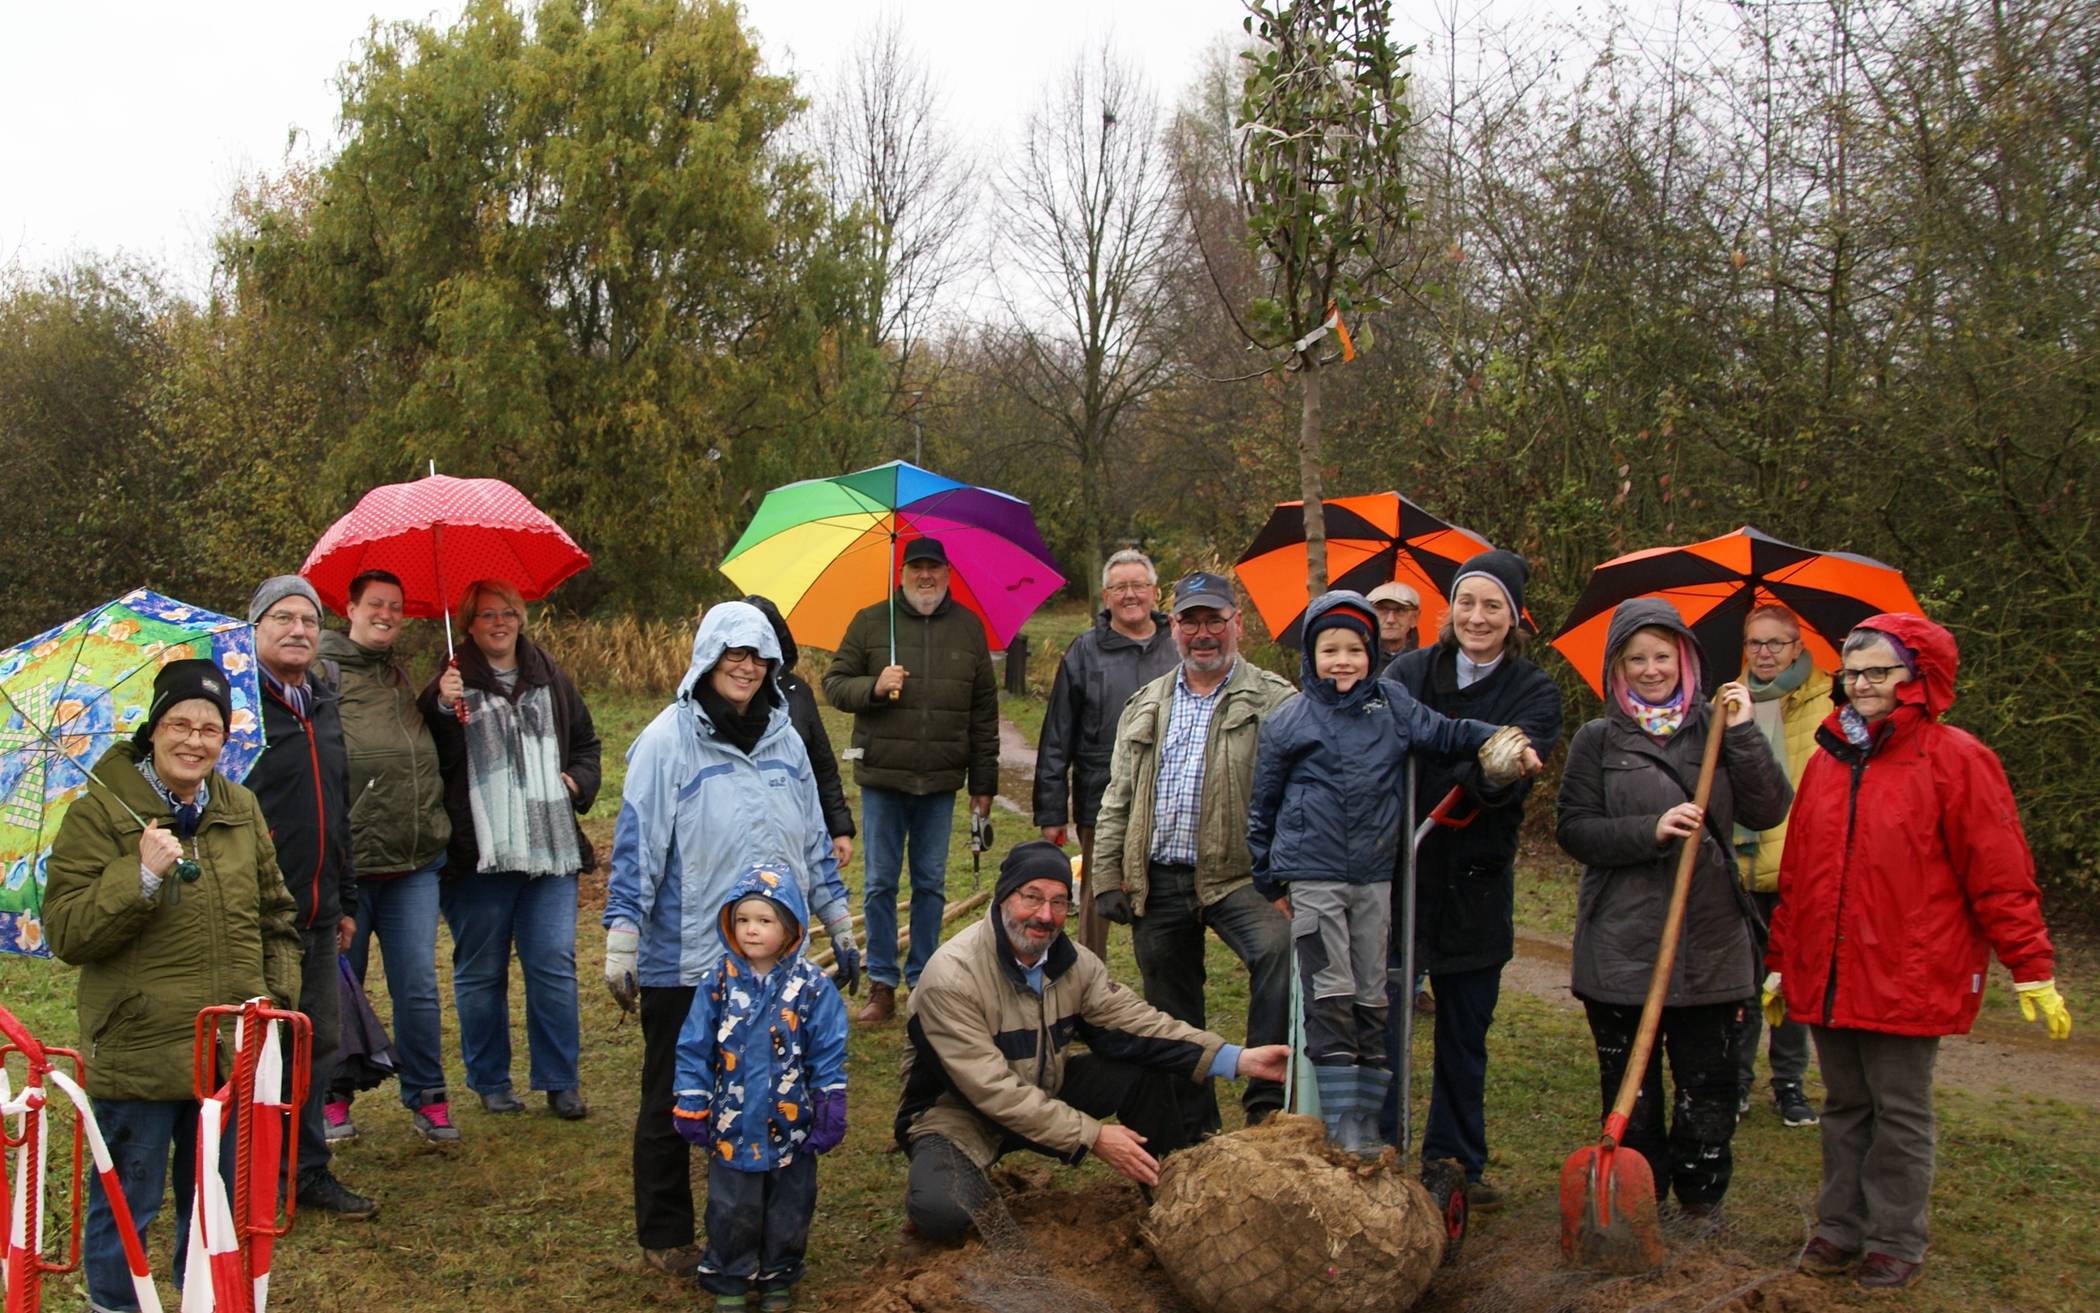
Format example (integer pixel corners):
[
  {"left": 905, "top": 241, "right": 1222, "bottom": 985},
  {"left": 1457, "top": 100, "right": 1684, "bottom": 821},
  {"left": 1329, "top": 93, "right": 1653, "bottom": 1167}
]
[{"left": 1145, "top": 1115, "right": 1445, "bottom": 1313}]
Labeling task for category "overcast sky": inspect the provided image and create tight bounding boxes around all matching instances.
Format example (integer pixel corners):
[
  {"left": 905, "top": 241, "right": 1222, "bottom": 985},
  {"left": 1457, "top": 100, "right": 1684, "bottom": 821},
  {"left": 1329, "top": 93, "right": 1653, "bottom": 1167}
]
[{"left": 0, "top": 0, "right": 1577, "bottom": 296}]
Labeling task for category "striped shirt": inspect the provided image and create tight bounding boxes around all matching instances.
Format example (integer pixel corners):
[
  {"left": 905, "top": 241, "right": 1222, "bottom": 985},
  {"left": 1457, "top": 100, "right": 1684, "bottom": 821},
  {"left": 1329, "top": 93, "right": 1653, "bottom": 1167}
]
[{"left": 1148, "top": 662, "right": 1231, "bottom": 866}]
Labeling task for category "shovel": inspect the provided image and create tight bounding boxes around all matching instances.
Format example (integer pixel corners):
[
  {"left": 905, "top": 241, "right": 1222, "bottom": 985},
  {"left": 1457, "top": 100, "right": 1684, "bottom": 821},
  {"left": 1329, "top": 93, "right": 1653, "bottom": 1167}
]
[{"left": 1558, "top": 691, "right": 1726, "bottom": 1273}]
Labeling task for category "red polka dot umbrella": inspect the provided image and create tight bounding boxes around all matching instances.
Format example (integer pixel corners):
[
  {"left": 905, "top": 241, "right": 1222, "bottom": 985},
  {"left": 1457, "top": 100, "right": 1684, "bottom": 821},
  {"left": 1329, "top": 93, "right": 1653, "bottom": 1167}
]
[{"left": 300, "top": 473, "right": 590, "bottom": 654}]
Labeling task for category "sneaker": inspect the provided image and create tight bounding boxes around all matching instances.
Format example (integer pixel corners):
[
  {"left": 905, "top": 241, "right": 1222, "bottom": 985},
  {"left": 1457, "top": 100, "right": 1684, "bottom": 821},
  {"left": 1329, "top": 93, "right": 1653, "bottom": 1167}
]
[
  {"left": 1774, "top": 1081, "right": 1820, "bottom": 1128},
  {"left": 296, "top": 1171, "right": 379, "bottom": 1221},
  {"left": 1798, "top": 1236, "right": 1859, "bottom": 1278},
  {"left": 547, "top": 1088, "right": 588, "bottom": 1120},
  {"left": 411, "top": 1100, "right": 463, "bottom": 1145},
  {"left": 641, "top": 1244, "right": 703, "bottom": 1277},
  {"left": 479, "top": 1089, "right": 525, "bottom": 1115},
  {"left": 1855, "top": 1251, "right": 1923, "bottom": 1290},
  {"left": 322, "top": 1099, "right": 357, "bottom": 1144},
  {"left": 1735, "top": 1082, "right": 1752, "bottom": 1117}
]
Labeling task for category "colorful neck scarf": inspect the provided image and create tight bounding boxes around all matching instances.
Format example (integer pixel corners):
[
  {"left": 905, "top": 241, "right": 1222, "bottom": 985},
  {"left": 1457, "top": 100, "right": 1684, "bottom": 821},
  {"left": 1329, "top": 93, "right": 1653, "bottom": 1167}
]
[{"left": 1618, "top": 681, "right": 1688, "bottom": 737}]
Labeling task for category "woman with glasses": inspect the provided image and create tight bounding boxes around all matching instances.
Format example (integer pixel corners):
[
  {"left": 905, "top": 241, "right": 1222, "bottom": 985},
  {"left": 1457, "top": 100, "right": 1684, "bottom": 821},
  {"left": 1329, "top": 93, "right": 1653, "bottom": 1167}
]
[
  {"left": 1731, "top": 605, "right": 1831, "bottom": 1129},
  {"left": 1556, "top": 598, "right": 1791, "bottom": 1219},
  {"left": 44, "top": 659, "right": 303, "bottom": 1312},
  {"left": 422, "top": 578, "right": 601, "bottom": 1121},
  {"left": 1764, "top": 613, "right": 2069, "bottom": 1292},
  {"left": 601, "top": 600, "right": 858, "bottom": 1278}
]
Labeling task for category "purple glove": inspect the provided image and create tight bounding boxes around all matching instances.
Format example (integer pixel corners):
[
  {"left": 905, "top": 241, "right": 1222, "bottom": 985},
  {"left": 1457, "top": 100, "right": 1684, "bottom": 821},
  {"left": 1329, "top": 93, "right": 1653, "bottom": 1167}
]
[
  {"left": 672, "top": 1102, "right": 710, "bottom": 1148},
  {"left": 805, "top": 1088, "right": 847, "bottom": 1154}
]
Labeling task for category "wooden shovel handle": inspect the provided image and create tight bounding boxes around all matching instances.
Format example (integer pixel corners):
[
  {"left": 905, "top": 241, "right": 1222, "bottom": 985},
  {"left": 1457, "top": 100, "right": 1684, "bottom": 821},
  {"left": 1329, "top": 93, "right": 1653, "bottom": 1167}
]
[{"left": 1605, "top": 692, "right": 1728, "bottom": 1134}]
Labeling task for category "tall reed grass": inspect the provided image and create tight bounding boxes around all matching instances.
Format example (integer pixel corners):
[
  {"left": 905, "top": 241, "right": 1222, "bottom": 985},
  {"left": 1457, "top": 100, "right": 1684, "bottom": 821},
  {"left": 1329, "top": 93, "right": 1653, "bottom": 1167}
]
[{"left": 532, "top": 614, "right": 699, "bottom": 697}]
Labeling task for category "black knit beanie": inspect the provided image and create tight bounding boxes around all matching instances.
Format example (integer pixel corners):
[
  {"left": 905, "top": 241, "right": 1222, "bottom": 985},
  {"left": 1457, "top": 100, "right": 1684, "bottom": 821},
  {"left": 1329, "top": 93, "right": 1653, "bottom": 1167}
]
[
  {"left": 133, "top": 658, "right": 234, "bottom": 750},
  {"left": 1449, "top": 549, "right": 1529, "bottom": 617},
  {"left": 995, "top": 840, "right": 1073, "bottom": 906}
]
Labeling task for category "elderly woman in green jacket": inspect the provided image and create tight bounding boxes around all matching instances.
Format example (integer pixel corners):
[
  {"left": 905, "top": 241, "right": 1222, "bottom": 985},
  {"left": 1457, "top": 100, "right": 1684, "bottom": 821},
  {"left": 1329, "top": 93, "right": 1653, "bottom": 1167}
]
[{"left": 43, "top": 659, "right": 302, "bottom": 1313}]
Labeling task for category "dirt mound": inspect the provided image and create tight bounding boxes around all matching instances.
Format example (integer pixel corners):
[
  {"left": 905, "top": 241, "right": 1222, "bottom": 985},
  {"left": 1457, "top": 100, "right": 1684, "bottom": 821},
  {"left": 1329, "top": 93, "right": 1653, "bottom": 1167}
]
[{"left": 1146, "top": 1114, "right": 1445, "bottom": 1313}]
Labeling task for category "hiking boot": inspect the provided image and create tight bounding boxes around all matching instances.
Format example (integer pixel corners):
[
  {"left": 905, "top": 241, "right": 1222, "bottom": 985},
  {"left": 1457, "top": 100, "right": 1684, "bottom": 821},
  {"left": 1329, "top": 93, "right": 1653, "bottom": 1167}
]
[
  {"left": 857, "top": 982, "right": 896, "bottom": 1024},
  {"left": 1412, "top": 989, "right": 1435, "bottom": 1016},
  {"left": 1798, "top": 1236, "right": 1859, "bottom": 1278},
  {"left": 1465, "top": 1178, "right": 1504, "bottom": 1212},
  {"left": 547, "top": 1088, "right": 588, "bottom": 1120},
  {"left": 759, "top": 1287, "right": 796, "bottom": 1312},
  {"left": 411, "top": 1099, "right": 463, "bottom": 1145},
  {"left": 479, "top": 1088, "right": 525, "bottom": 1115},
  {"left": 641, "top": 1244, "right": 703, "bottom": 1277},
  {"left": 322, "top": 1099, "right": 357, "bottom": 1144},
  {"left": 296, "top": 1171, "right": 378, "bottom": 1221},
  {"left": 1855, "top": 1251, "right": 1923, "bottom": 1290},
  {"left": 1774, "top": 1081, "right": 1819, "bottom": 1128}
]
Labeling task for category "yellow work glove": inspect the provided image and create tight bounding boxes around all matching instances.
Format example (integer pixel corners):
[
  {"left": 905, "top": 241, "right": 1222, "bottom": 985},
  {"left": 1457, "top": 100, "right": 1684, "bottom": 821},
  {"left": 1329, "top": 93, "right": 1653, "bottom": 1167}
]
[
  {"left": 1761, "top": 972, "right": 1786, "bottom": 1029},
  {"left": 2015, "top": 979, "right": 2072, "bottom": 1040}
]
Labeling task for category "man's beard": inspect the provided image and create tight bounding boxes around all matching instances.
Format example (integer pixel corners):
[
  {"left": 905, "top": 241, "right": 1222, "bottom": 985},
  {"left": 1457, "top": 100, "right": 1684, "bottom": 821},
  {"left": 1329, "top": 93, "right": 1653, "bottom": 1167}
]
[{"left": 906, "top": 584, "right": 947, "bottom": 616}]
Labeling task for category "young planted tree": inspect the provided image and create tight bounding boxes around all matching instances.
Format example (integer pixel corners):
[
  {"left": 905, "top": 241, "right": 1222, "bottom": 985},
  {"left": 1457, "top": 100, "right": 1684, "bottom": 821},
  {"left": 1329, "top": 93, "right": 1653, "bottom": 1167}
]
[{"left": 1233, "top": 0, "right": 1415, "bottom": 602}]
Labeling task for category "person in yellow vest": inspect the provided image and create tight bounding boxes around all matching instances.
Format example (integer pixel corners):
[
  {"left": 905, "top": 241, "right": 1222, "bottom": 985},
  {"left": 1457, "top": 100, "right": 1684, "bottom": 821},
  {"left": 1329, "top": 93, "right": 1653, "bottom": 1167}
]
[{"left": 1734, "top": 604, "right": 1831, "bottom": 1128}]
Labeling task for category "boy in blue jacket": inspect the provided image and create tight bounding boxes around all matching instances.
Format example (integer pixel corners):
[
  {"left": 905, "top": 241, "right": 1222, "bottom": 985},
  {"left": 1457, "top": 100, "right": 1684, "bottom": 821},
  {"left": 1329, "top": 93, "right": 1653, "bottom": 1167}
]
[
  {"left": 674, "top": 864, "right": 849, "bottom": 1311},
  {"left": 1248, "top": 591, "right": 1538, "bottom": 1154}
]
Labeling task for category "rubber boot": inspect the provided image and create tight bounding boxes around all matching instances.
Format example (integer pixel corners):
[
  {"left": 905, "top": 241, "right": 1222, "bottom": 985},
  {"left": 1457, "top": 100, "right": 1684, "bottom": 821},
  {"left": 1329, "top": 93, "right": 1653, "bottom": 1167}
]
[
  {"left": 1349, "top": 1067, "right": 1394, "bottom": 1158},
  {"left": 1312, "top": 1064, "right": 1356, "bottom": 1147}
]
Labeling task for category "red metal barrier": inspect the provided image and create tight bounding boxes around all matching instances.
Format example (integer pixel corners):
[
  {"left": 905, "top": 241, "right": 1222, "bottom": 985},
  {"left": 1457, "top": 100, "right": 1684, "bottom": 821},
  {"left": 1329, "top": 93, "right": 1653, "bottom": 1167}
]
[{"left": 189, "top": 1001, "right": 309, "bottom": 1313}]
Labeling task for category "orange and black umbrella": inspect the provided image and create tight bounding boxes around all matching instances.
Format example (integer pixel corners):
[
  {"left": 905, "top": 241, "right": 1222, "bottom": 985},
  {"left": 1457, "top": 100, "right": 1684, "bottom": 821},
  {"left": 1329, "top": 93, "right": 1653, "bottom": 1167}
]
[
  {"left": 1550, "top": 525, "right": 1925, "bottom": 696},
  {"left": 1235, "top": 492, "right": 1518, "bottom": 648}
]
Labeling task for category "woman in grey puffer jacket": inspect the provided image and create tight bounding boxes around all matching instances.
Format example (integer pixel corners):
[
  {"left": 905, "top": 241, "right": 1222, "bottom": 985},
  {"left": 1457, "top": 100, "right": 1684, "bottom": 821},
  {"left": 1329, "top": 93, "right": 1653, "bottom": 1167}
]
[{"left": 1556, "top": 598, "right": 1790, "bottom": 1213}]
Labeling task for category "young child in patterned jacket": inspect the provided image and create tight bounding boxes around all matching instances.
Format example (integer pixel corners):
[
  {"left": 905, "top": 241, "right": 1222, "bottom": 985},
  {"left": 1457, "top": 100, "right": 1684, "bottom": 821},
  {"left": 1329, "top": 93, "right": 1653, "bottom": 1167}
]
[{"left": 674, "top": 864, "right": 849, "bottom": 1311}]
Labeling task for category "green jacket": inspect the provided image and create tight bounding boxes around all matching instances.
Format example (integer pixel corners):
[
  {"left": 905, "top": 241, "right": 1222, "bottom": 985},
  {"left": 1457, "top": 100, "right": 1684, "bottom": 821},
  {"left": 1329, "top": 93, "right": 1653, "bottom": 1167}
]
[
  {"left": 42, "top": 742, "right": 303, "bottom": 1101},
  {"left": 319, "top": 630, "right": 451, "bottom": 876},
  {"left": 822, "top": 590, "right": 998, "bottom": 797},
  {"left": 1090, "top": 659, "right": 1295, "bottom": 915}
]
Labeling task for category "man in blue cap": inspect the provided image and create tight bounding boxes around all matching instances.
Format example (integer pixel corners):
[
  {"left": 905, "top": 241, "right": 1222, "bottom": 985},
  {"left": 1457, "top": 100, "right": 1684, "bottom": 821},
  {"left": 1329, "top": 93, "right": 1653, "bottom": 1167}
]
[{"left": 1089, "top": 572, "right": 1296, "bottom": 1133}]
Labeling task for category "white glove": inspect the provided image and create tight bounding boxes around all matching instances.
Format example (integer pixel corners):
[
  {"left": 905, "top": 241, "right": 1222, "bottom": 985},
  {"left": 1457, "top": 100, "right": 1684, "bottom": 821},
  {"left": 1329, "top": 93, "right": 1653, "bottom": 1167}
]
[{"left": 604, "top": 921, "right": 639, "bottom": 1014}]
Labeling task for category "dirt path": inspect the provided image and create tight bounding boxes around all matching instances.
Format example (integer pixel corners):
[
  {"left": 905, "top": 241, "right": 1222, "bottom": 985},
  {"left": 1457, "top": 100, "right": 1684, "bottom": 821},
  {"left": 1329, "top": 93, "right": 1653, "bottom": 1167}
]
[{"left": 997, "top": 713, "right": 2100, "bottom": 1110}]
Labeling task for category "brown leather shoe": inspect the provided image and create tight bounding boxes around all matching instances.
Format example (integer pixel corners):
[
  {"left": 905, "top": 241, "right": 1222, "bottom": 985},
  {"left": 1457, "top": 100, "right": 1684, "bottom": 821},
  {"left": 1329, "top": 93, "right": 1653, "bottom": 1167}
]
[
  {"left": 1855, "top": 1251, "right": 1923, "bottom": 1290},
  {"left": 857, "top": 982, "right": 896, "bottom": 1024},
  {"left": 1798, "top": 1235, "right": 1858, "bottom": 1278}
]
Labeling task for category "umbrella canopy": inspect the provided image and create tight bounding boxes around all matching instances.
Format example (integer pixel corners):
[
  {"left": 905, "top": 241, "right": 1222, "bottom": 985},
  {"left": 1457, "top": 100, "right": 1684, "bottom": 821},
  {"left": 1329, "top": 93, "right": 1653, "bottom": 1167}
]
[
  {"left": 0, "top": 589, "right": 265, "bottom": 958},
  {"left": 300, "top": 474, "right": 590, "bottom": 618},
  {"left": 1236, "top": 492, "right": 1521, "bottom": 648},
  {"left": 1550, "top": 525, "right": 1926, "bottom": 697},
  {"left": 721, "top": 460, "right": 1064, "bottom": 651}
]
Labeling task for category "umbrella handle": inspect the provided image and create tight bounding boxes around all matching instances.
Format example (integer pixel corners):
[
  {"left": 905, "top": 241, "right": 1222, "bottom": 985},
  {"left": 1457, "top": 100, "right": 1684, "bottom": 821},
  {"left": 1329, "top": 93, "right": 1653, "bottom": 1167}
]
[{"left": 448, "top": 655, "right": 470, "bottom": 725}]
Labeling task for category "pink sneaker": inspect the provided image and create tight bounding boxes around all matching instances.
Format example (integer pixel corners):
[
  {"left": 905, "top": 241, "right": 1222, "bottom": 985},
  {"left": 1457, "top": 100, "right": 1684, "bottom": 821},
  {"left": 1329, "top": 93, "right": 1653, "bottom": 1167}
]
[
  {"left": 323, "top": 1099, "right": 356, "bottom": 1144},
  {"left": 411, "top": 1100, "right": 462, "bottom": 1145}
]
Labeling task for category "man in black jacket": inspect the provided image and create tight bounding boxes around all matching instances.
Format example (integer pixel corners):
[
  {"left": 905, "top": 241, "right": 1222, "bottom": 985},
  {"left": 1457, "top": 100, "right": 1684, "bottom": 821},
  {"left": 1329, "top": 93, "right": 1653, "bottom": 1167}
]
[
  {"left": 1033, "top": 549, "right": 1178, "bottom": 956},
  {"left": 1380, "top": 552, "right": 1563, "bottom": 1207},
  {"left": 246, "top": 574, "right": 375, "bottom": 1220},
  {"left": 746, "top": 596, "right": 855, "bottom": 868}
]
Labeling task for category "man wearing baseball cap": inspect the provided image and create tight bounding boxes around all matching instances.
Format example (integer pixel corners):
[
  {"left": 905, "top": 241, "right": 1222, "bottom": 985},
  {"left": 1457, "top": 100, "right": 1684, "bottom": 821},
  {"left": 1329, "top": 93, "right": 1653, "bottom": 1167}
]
[
  {"left": 1090, "top": 572, "right": 1296, "bottom": 1134},
  {"left": 823, "top": 537, "right": 999, "bottom": 1024},
  {"left": 1366, "top": 581, "right": 1422, "bottom": 660}
]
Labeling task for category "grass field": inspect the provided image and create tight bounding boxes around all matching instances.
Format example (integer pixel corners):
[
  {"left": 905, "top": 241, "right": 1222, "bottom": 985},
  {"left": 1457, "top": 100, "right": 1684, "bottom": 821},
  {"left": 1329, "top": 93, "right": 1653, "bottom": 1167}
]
[{"left": 4, "top": 611, "right": 2098, "bottom": 1311}]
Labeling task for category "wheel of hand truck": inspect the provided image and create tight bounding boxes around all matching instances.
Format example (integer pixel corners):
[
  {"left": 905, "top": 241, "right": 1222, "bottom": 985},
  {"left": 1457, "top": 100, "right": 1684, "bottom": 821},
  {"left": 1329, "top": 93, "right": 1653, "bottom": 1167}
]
[{"left": 1421, "top": 1157, "right": 1469, "bottom": 1266}]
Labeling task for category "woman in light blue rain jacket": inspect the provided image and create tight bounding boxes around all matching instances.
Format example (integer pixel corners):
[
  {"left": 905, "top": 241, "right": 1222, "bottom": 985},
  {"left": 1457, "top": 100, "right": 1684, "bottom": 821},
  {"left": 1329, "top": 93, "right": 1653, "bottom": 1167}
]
[{"left": 602, "top": 600, "right": 858, "bottom": 1269}]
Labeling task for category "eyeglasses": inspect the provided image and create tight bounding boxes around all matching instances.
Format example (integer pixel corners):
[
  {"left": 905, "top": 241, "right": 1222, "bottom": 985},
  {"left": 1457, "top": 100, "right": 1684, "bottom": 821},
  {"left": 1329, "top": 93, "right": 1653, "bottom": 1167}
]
[
  {"left": 1104, "top": 582, "right": 1155, "bottom": 598},
  {"left": 1836, "top": 665, "right": 1903, "bottom": 687},
  {"left": 1009, "top": 890, "right": 1073, "bottom": 915},
  {"left": 157, "top": 718, "right": 226, "bottom": 744},
  {"left": 1744, "top": 638, "right": 1799, "bottom": 653},
  {"left": 260, "top": 609, "right": 320, "bottom": 630},
  {"left": 474, "top": 609, "right": 523, "bottom": 625},
  {"left": 716, "top": 647, "right": 765, "bottom": 669},
  {"left": 1174, "top": 613, "right": 1234, "bottom": 634}
]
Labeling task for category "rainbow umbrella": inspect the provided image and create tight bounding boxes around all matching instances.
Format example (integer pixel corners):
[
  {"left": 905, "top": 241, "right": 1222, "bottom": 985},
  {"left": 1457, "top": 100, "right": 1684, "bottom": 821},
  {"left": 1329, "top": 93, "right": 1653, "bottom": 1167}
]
[
  {"left": 0, "top": 590, "right": 264, "bottom": 958},
  {"left": 1550, "top": 525, "right": 1925, "bottom": 697},
  {"left": 721, "top": 461, "right": 1064, "bottom": 653}
]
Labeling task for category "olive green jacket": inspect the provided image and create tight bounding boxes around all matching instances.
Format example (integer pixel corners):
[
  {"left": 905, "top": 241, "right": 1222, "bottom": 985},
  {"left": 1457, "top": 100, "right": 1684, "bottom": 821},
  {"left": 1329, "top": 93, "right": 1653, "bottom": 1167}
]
[
  {"left": 42, "top": 742, "right": 303, "bottom": 1101},
  {"left": 1090, "top": 659, "right": 1295, "bottom": 915},
  {"left": 822, "top": 591, "right": 998, "bottom": 797},
  {"left": 319, "top": 630, "right": 451, "bottom": 876}
]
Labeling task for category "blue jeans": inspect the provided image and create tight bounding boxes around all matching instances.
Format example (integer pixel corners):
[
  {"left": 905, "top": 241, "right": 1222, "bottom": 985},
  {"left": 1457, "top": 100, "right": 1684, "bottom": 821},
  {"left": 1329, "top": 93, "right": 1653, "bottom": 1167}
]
[
  {"left": 83, "top": 1098, "right": 230, "bottom": 1311},
  {"left": 344, "top": 855, "right": 447, "bottom": 1107},
  {"left": 440, "top": 871, "right": 580, "bottom": 1094},
  {"left": 859, "top": 788, "right": 955, "bottom": 989}
]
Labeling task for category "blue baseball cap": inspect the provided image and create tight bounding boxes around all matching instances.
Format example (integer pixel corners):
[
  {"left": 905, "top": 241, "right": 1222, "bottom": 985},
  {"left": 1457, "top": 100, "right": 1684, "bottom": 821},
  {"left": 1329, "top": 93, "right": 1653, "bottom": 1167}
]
[{"left": 1171, "top": 571, "right": 1236, "bottom": 614}]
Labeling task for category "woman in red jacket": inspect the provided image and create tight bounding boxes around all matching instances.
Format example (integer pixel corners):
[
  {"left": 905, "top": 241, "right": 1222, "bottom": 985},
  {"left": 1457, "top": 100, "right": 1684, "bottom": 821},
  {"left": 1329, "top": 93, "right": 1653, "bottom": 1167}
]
[{"left": 1764, "top": 612, "right": 2071, "bottom": 1292}]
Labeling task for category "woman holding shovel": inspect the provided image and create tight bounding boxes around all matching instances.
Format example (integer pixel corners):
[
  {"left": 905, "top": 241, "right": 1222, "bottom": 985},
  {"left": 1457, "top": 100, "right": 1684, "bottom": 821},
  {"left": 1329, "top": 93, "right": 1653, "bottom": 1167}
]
[
  {"left": 1765, "top": 613, "right": 2069, "bottom": 1291},
  {"left": 1556, "top": 599, "right": 1790, "bottom": 1217}
]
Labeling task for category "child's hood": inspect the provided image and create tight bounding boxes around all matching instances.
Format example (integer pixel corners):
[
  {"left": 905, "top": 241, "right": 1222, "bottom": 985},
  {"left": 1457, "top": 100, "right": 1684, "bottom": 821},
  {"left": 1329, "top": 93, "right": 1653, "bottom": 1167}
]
[
  {"left": 1298, "top": 588, "right": 1381, "bottom": 708},
  {"left": 714, "top": 863, "right": 808, "bottom": 962}
]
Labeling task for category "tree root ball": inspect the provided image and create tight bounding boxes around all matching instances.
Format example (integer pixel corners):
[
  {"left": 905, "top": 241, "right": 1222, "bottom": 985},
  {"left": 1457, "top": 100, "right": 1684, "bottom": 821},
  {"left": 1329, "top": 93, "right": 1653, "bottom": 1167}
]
[{"left": 1144, "top": 1114, "right": 1446, "bottom": 1313}]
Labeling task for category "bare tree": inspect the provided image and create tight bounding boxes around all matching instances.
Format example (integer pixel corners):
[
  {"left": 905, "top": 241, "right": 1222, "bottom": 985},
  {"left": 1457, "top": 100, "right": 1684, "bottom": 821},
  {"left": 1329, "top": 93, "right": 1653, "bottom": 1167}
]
[
  {"left": 993, "top": 46, "right": 1181, "bottom": 599},
  {"left": 808, "top": 14, "right": 976, "bottom": 431}
]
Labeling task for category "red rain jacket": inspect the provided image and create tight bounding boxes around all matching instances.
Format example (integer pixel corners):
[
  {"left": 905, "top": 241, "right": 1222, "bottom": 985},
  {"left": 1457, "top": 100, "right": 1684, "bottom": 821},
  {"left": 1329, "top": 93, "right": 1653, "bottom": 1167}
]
[{"left": 1766, "top": 612, "right": 2053, "bottom": 1036}]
